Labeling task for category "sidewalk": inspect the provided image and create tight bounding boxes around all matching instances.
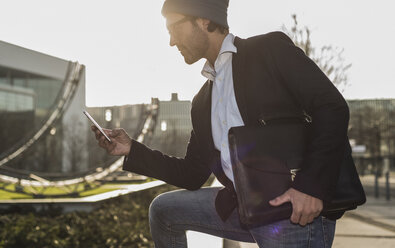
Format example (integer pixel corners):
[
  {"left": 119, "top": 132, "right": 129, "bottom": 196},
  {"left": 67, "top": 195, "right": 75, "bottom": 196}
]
[{"left": 333, "top": 194, "right": 395, "bottom": 247}]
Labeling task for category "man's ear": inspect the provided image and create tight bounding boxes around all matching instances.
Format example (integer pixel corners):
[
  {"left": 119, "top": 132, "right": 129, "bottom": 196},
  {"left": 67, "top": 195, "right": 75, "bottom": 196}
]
[{"left": 196, "top": 18, "right": 211, "bottom": 31}]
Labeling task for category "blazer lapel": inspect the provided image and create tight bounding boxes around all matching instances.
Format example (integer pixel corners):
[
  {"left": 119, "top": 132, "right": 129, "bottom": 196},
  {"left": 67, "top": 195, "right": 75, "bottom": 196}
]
[
  {"left": 233, "top": 37, "right": 249, "bottom": 125},
  {"left": 192, "top": 37, "right": 250, "bottom": 152},
  {"left": 191, "top": 80, "right": 215, "bottom": 152}
]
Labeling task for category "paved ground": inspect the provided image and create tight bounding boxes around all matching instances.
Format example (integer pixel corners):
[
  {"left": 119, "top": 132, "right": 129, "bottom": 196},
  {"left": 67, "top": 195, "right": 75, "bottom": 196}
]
[{"left": 223, "top": 175, "right": 395, "bottom": 248}]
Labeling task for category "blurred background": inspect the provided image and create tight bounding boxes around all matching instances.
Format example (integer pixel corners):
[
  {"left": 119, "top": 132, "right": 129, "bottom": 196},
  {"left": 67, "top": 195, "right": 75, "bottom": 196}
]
[{"left": 0, "top": 0, "right": 394, "bottom": 247}]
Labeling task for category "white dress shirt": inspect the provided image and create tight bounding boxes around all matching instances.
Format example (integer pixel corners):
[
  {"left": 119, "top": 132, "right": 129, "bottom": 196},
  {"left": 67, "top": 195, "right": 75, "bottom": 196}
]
[{"left": 201, "top": 33, "right": 245, "bottom": 184}]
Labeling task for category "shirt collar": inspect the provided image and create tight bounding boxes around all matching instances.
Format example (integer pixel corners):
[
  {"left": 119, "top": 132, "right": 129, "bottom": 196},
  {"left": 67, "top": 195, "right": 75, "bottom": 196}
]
[{"left": 201, "top": 33, "right": 237, "bottom": 81}]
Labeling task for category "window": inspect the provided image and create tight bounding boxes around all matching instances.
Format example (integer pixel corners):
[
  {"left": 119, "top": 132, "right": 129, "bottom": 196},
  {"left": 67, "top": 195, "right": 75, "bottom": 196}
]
[
  {"left": 105, "top": 109, "right": 112, "bottom": 122},
  {"left": 161, "top": 121, "right": 167, "bottom": 131}
]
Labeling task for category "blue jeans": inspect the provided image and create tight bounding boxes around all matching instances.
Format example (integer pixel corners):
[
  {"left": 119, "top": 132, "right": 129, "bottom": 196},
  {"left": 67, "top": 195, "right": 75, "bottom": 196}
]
[{"left": 149, "top": 187, "right": 336, "bottom": 248}]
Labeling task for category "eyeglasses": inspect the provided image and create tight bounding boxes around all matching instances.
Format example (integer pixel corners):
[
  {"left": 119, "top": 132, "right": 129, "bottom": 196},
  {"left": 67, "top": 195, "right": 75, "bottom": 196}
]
[{"left": 167, "top": 16, "right": 196, "bottom": 36}]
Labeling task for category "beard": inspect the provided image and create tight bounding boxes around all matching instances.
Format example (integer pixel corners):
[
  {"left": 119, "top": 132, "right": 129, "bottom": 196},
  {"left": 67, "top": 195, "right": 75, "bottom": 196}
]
[{"left": 178, "top": 25, "right": 209, "bottom": 65}]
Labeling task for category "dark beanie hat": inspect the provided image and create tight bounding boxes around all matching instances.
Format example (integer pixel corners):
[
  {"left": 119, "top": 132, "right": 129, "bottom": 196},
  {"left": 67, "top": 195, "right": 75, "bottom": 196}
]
[{"left": 161, "top": 0, "right": 229, "bottom": 28}]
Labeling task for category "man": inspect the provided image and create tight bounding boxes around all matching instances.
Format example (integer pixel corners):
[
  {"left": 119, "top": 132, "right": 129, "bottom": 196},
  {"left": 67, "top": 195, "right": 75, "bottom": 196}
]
[{"left": 92, "top": 0, "right": 362, "bottom": 247}]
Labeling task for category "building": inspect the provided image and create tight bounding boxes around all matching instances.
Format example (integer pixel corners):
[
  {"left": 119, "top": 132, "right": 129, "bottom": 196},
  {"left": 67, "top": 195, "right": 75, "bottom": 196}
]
[
  {"left": 87, "top": 93, "right": 192, "bottom": 158},
  {"left": 149, "top": 93, "right": 192, "bottom": 157},
  {"left": 87, "top": 104, "right": 146, "bottom": 135},
  {"left": 0, "top": 40, "right": 88, "bottom": 174},
  {"left": 86, "top": 104, "right": 147, "bottom": 169}
]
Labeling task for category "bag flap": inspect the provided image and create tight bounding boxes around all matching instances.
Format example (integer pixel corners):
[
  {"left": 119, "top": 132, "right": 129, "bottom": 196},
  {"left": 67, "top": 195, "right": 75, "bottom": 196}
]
[{"left": 229, "top": 125, "right": 306, "bottom": 173}]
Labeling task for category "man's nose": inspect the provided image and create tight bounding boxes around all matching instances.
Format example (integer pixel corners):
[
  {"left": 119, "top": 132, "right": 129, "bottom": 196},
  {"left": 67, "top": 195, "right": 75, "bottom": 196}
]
[{"left": 169, "top": 35, "right": 176, "bottom": 47}]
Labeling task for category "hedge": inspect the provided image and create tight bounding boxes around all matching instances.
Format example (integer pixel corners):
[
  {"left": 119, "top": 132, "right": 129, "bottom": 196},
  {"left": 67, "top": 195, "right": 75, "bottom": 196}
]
[{"left": 0, "top": 184, "right": 179, "bottom": 248}]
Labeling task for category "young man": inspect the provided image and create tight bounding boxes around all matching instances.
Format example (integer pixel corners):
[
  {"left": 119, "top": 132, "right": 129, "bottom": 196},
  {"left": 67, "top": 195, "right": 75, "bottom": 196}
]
[{"left": 93, "top": 0, "right": 362, "bottom": 247}]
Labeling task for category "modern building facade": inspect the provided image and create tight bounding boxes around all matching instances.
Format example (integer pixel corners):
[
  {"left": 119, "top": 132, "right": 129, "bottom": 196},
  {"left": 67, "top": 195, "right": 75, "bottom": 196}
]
[
  {"left": 149, "top": 93, "right": 192, "bottom": 157},
  {"left": 0, "top": 40, "right": 88, "bottom": 174}
]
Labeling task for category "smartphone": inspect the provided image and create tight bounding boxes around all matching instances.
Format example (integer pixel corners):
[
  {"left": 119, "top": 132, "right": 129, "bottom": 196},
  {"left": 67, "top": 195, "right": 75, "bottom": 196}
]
[{"left": 83, "top": 110, "right": 112, "bottom": 142}]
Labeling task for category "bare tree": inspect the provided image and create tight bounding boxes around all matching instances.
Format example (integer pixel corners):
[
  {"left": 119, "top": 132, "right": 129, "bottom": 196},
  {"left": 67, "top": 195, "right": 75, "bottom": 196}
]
[{"left": 283, "top": 15, "right": 352, "bottom": 91}]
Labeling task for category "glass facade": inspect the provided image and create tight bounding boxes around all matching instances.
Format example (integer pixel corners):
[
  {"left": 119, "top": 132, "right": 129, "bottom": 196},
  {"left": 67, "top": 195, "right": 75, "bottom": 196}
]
[
  {"left": 0, "top": 66, "right": 63, "bottom": 157},
  {"left": 0, "top": 84, "right": 35, "bottom": 112}
]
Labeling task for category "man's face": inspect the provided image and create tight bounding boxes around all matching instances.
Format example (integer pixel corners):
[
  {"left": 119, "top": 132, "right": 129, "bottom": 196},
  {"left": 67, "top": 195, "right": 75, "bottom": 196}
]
[{"left": 166, "top": 13, "right": 209, "bottom": 64}]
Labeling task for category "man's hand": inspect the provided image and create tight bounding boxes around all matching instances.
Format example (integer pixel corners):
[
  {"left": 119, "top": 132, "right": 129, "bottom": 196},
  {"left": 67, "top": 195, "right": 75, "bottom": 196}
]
[
  {"left": 269, "top": 188, "right": 323, "bottom": 226},
  {"left": 91, "top": 126, "right": 132, "bottom": 156}
]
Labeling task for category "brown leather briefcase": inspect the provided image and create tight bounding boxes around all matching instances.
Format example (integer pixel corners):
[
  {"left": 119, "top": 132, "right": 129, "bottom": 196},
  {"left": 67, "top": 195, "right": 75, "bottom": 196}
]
[{"left": 228, "top": 113, "right": 366, "bottom": 226}]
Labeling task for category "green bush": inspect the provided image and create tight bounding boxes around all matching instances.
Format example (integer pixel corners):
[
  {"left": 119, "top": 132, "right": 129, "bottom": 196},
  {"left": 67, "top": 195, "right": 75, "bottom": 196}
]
[{"left": 0, "top": 184, "right": 179, "bottom": 248}]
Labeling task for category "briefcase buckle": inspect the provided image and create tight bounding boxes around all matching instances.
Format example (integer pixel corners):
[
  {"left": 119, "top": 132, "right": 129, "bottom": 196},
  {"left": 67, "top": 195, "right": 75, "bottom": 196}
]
[{"left": 290, "top": 168, "right": 301, "bottom": 181}]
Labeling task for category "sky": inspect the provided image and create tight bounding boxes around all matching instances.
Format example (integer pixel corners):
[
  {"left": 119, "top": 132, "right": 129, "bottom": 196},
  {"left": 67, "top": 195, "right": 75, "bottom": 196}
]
[{"left": 1, "top": 0, "right": 394, "bottom": 106}]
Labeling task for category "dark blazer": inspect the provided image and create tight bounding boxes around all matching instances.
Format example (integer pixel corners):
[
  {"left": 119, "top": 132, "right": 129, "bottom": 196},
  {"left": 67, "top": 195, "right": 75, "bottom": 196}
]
[{"left": 124, "top": 32, "right": 353, "bottom": 215}]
